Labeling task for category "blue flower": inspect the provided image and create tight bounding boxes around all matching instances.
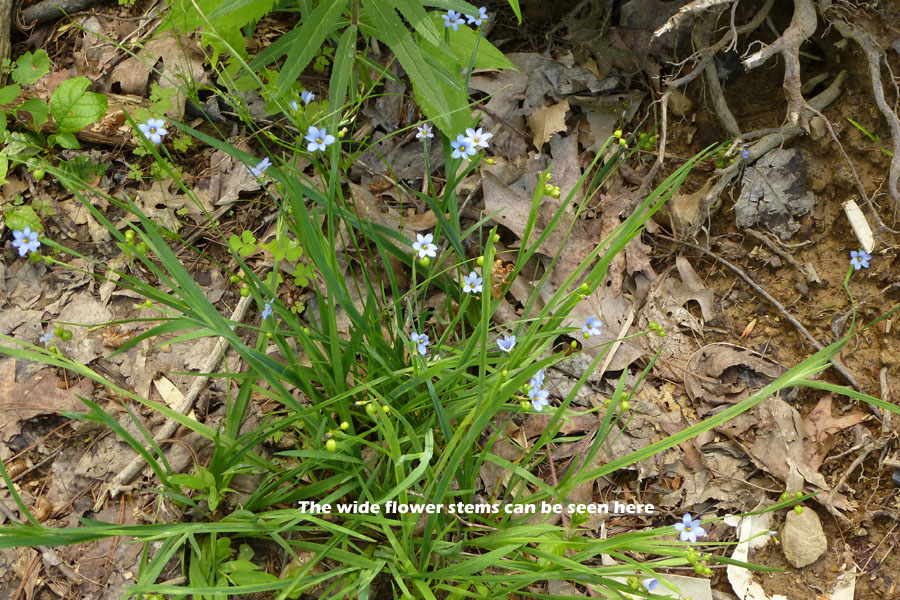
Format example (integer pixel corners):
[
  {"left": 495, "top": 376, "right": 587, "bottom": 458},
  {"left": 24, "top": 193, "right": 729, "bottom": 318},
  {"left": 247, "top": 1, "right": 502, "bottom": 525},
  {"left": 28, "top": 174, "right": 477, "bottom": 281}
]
[
  {"left": 740, "top": 144, "right": 750, "bottom": 159},
  {"left": 581, "top": 316, "right": 602, "bottom": 337},
  {"left": 467, "top": 6, "right": 489, "bottom": 26},
  {"left": 462, "top": 271, "right": 483, "bottom": 294},
  {"left": 450, "top": 134, "right": 476, "bottom": 160},
  {"left": 138, "top": 118, "right": 168, "bottom": 144},
  {"left": 301, "top": 90, "right": 315, "bottom": 105},
  {"left": 497, "top": 334, "right": 516, "bottom": 353},
  {"left": 443, "top": 9, "right": 463, "bottom": 30},
  {"left": 410, "top": 332, "right": 429, "bottom": 356},
  {"left": 249, "top": 157, "right": 271, "bottom": 178},
  {"left": 12, "top": 227, "right": 41, "bottom": 256},
  {"left": 289, "top": 100, "right": 299, "bottom": 111},
  {"left": 674, "top": 513, "right": 706, "bottom": 543},
  {"left": 261, "top": 301, "right": 273, "bottom": 319},
  {"left": 642, "top": 577, "right": 658, "bottom": 592},
  {"left": 416, "top": 123, "right": 434, "bottom": 140},
  {"left": 39, "top": 329, "right": 57, "bottom": 346},
  {"left": 464, "top": 127, "right": 492, "bottom": 150},
  {"left": 305, "top": 126, "right": 336, "bottom": 152},
  {"left": 529, "top": 387, "right": 550, "bottom": 411},
  {"left": 529, "top": 369, "right": 545, "bottom": 389},
  {"left": 412, "top": 233, "right": 438, "bottom": 259},
  {"left": 850, "top": 249, "right": 871, "bottom": 270}
]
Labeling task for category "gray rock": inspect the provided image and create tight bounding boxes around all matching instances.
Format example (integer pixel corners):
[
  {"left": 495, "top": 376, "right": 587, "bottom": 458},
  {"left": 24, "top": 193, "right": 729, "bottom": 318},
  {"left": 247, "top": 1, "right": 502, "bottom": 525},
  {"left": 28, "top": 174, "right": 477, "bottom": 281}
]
[
  {"left": 782, "top": 507, "right": 827, "bottom": 568},
  {"left": 735, "top": 148, "right": 815, "bottom": 240}
]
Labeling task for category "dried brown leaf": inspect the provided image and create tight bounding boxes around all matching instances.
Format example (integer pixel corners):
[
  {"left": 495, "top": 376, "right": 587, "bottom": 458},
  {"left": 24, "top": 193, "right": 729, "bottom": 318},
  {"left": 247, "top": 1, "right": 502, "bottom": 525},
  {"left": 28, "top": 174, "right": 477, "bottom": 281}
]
[
  {"left": 0, "top": 359, "right": 92, "bottom": 444},
  {"left": 526, "top": 99, "right": 569, "bottom": 150}
]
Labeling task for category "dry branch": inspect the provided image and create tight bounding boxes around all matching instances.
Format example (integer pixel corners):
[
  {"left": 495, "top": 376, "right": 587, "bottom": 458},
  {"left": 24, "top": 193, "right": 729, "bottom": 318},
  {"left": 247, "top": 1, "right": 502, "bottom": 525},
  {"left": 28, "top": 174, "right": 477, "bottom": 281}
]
[{"left": 20, "top": 0, "right": 103, "bottom": 26}]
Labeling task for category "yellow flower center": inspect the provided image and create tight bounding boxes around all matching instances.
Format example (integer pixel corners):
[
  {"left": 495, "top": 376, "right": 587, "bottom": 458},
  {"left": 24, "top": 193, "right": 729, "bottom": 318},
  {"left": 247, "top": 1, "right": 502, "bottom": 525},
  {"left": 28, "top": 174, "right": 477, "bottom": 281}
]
[
  {"left": 149, "top": 127, "right": 156, "bottom": 133},
  {"left": 316, "top": 137, "right": 323, "bottom": 143}
]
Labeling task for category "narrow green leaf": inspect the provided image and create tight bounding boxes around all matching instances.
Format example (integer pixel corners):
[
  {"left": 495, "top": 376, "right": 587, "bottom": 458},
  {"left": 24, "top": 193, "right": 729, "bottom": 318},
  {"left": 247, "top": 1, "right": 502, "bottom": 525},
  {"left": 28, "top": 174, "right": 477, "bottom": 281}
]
[{"left": 275, "top": 1, "right": 348, "bottom": 90}]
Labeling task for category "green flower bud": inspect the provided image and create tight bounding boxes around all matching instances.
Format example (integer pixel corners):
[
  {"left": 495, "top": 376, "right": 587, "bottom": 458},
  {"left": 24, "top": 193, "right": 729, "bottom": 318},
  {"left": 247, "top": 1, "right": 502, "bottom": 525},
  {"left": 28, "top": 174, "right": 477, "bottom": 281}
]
[
  {"left": 613, "top": 129, "right": 623, "bottom": 139},
  {"left": 229, "top": 275, "right": 241, "bottom": 283}
]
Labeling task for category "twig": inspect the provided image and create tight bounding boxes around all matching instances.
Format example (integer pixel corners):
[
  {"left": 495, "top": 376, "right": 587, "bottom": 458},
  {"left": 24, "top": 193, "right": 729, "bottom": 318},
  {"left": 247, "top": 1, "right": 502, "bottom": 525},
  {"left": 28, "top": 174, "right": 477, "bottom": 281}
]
[
  {"left": 653, "top": 0, "right": 735, "bottom": 39},
  {"left": 743, "top": 229, "right": 807, "bottom": 273},
  {"left": 106, "top": 293, "right": 253, "bottom": 498},
  {"left": 654, "top": 234, "right": 864, "bottom": 393}
]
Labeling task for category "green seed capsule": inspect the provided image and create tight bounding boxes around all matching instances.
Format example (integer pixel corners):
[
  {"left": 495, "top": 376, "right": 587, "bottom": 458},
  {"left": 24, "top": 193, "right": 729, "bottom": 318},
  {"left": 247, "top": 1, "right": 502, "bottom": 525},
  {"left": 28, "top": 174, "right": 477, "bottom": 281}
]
[
  {"left": 620, "top": 400, "right": 630, "bottom": 411},
  {"left": 325, "top": 439, "right": 337, "bottom": 452},
  {"left": 476, "top": 256, "right": 484, "bottom": 266},
  {"left": 240, "top": 286, "right": 250, "bottom": 297},
  {"left": 793, "top": 505, "right": 803, "bottom": 515},
  {"left": 419, "top": 256, "right": 430, "bottom": 267},
  {"left": 366, "top": 403, "right": 377, "bottom": 416},
  {"left": 61, "top": 329, "right": 73, "bottom": 341},
  {"left": 340, "top": 421, "right": 349, "bottom": 430},
  {"left": 519, "top": 400, "right": 531, "bottom": 410}
]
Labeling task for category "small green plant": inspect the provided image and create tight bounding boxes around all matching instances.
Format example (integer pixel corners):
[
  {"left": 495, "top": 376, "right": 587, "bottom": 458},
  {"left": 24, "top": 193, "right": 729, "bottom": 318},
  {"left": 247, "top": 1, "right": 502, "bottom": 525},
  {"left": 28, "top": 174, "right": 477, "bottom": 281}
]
[{"left": 848, "top": 117, "right": 894, "bottom": 156}]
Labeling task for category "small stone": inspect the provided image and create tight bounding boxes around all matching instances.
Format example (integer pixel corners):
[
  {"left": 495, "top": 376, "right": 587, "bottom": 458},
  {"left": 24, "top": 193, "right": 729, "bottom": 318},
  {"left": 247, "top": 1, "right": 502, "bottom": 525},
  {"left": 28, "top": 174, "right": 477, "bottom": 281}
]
[
  {"left": 782, "top": 507, "right": 827, "bottom": 568},
  {"left": 796, "top": 282, "right": 809, "bottom": 296},
  {"left": 668, "top": 89, "right": 696, "bottom": 117},
  {"left": 809, "top": 116, "right": 827, "bottom": 141}
]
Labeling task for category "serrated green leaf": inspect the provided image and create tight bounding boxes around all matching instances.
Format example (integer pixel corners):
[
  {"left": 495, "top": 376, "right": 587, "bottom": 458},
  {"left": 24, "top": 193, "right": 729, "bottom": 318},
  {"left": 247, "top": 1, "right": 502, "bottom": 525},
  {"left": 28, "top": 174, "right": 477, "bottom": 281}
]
[
  {"left": 50, "top": 78, "right": 108, "bottom": 133},
  {"left": 0, "top": 84, "right": 21, "bottom": 105},
  {"left": 17, "top": 98, "right": 50, "bottom": 127},
  {"left": 12, "top": 50, "right": 50, "bottom": 86}
]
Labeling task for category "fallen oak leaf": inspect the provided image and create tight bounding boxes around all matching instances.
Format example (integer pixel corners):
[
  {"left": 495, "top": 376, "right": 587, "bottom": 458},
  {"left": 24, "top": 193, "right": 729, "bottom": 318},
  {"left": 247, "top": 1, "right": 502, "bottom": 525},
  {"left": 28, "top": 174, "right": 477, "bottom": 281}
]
[{"left": 0, "top": 359, "right": 92, "bottom": 445}]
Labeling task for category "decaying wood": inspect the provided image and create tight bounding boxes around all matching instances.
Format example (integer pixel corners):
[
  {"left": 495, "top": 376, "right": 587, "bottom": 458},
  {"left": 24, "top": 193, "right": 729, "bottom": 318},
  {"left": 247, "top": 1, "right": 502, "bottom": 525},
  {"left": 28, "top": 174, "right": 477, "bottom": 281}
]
[{"left": 21, "top": 0, "right": 104, "bottom": 26}]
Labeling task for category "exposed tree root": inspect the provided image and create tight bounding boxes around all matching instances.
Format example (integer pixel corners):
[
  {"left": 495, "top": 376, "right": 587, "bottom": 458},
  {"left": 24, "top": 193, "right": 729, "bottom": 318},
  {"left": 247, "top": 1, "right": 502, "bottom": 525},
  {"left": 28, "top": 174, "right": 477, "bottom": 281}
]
[
  {"left": 824, "top": 13, "right": 900, "bottom": 216},
  {"left": 696, "top": 70, "right": 848, "bottom": 235},
  {"left": 742, "top": 0, "right": 818, "bottom": 131}
]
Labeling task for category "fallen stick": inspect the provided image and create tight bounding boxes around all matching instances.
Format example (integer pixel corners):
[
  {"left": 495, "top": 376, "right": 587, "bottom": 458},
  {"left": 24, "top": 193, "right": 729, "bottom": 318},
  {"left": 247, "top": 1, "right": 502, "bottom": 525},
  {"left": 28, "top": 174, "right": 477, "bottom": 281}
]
[
  {"left": 20, "top": 0, "right": 103, "bottom": 26},
  {"left": 104, "top": 293, "right": 254, "bottom": 500}
]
